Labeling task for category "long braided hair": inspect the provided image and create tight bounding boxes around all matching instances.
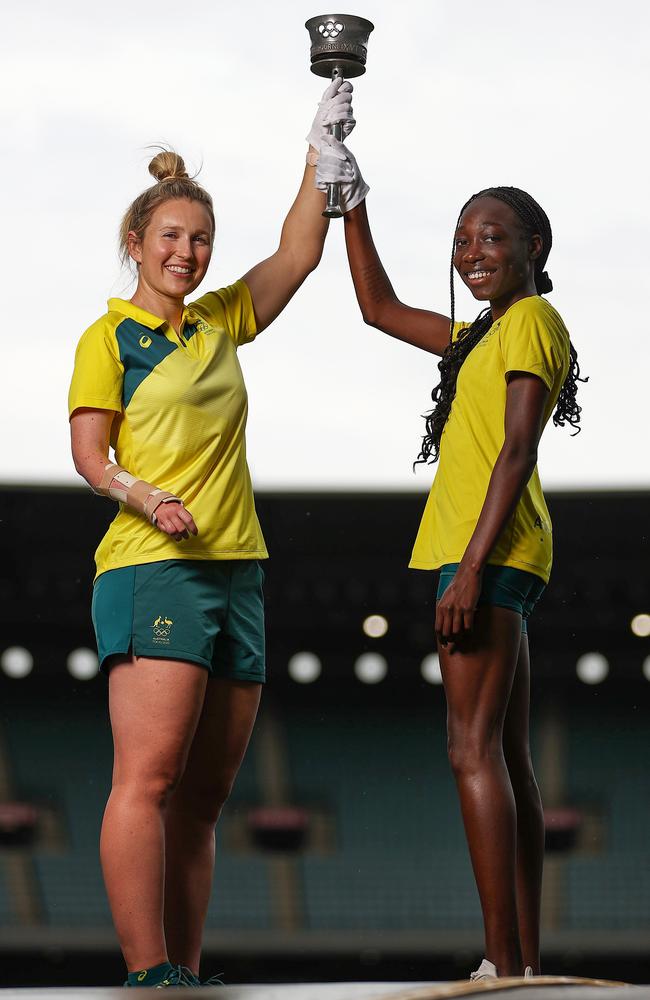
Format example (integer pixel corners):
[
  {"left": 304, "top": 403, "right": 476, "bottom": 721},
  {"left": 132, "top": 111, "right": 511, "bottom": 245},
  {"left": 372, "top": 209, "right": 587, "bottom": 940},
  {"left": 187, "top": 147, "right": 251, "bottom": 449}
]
[{"left": 416, "top": 186, "right": 586, "bottom": 466}]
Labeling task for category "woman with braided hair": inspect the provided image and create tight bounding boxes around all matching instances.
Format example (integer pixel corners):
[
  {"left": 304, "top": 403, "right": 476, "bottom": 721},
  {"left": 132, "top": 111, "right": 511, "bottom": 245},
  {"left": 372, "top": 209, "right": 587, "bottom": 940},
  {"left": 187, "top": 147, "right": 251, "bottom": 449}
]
[
  {"left": 315, "top": 139, "right": 585, "bottom": 979},
  {"left": 68, "top": 78, "right": 355, "bottom": 989}
]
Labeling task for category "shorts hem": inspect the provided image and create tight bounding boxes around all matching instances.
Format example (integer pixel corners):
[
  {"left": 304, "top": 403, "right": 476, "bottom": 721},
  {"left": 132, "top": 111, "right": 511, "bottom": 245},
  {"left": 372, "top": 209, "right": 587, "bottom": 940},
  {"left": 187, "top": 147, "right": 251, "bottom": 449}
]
[
  {"left": 134, "top": 646, "right": 213, "bottom": 670},
  {"left": 211, "top": 669, "right": 266, "bottom": 684},
  {"left": 98, "top": 647, "right": 131, "bottom": 674},
  {"left": 476, "top": 595, "right": 522, "bottom": 617},
  {"left": 100, "top": 646, "right": 212, "bottom": 673},
  {"left": 477, "top": 598, "right": 528, "bottom": 635}
]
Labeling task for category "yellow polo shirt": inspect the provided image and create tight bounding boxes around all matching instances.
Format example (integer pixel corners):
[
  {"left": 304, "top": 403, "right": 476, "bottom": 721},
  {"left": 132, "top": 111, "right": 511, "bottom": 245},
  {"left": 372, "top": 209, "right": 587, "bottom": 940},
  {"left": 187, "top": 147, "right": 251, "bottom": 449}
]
[
  {"left": 409, "top": 295, "right": 570, "bottom": 583},
  {"left": 69, "top": 280, "right": 268, "bottom": 579}
]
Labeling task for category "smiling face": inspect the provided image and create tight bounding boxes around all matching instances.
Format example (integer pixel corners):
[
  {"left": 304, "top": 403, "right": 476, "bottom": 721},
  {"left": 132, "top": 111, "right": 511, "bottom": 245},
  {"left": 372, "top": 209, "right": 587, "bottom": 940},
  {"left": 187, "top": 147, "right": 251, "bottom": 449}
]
[
  {"left": 128, "top": 197, "right": 214, "bottom": 306},
  {"left": 453, "top": 196, "right": 542, "bottom": 318}
]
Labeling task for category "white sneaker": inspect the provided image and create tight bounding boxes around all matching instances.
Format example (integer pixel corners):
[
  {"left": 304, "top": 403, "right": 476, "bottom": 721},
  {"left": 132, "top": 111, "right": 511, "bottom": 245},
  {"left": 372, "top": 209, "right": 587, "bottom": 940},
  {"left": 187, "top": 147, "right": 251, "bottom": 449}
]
[
  {"left": 470, "top": 959, "right": 498, "bottom": 981},
  {"left": 471, "top": 959, "right": 534, "bottom": 980}
]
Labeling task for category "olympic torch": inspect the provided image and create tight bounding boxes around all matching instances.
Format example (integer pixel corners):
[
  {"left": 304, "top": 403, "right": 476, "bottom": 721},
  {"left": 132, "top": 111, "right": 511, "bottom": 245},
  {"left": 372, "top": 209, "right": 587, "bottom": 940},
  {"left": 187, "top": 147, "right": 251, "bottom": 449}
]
[{"left": 305, "top": 14, "right": 374, "bottom": 218}]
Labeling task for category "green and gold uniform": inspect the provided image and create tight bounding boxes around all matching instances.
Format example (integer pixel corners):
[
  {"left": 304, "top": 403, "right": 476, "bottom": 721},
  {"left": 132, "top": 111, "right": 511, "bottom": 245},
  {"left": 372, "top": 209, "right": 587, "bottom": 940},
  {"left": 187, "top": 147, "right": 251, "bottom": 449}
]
[
  {"left": 410, "top": 295, "right": 570, "bottom": 585},
  {"left": 69, "top": 280, "right": 266, "bottom": 678}
]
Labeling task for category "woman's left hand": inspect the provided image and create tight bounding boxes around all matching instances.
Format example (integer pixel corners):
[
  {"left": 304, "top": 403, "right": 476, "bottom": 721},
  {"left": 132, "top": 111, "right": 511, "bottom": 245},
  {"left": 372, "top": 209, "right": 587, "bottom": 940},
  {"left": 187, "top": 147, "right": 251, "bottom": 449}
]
[
  {"left": 315, "top": 135, "right": 369, "bottom": 213},
  {"left": 306, "top": 76, "right": 355, "bottom": 154},
  {"left": 435, "top": 563, "right": 483, "bottom": 652}
]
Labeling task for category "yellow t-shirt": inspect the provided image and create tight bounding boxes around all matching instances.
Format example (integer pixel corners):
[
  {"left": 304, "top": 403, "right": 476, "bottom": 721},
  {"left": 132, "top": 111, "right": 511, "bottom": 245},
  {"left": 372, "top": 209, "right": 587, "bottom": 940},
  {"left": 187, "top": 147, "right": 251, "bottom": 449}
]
[
  {"left": 69, "top": 280, "right": 268, "bottom": 579},
  {"left": 409, "top": 295, "right": 570, "bottom": 583}
]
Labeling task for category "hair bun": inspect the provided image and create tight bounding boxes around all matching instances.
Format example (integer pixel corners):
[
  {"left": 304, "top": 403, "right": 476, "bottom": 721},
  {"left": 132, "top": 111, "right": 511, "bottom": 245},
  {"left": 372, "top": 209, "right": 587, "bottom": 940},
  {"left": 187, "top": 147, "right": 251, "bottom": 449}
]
[
  {"left": 536, "top": 270, "right": 553, "bottom": 294},
  {"left": 148, "top": 149, "right": 189, "bottom": 183}
]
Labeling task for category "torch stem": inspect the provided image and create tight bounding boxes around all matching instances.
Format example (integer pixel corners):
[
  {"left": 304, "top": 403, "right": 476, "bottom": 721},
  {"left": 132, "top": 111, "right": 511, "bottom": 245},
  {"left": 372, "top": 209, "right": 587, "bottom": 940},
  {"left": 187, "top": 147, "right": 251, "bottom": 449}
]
[{"left": 323, "top": 67, "right": 344, "bottom": 219}]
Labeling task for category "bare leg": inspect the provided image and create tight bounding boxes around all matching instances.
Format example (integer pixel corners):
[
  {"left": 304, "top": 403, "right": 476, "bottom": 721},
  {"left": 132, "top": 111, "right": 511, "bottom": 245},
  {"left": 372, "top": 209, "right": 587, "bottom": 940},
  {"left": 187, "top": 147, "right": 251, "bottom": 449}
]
[
  {"left": 439, "top": 605, "right": 523, "bottom": 976},
  {"left": 164, "top": 679, "right": 261, "bottom": 975},
  {"left": 503, "top": 633, "right": 544, "bottom": 974},
  {"left": 100, "top": 655, "right": 208, "bottom": 972}
]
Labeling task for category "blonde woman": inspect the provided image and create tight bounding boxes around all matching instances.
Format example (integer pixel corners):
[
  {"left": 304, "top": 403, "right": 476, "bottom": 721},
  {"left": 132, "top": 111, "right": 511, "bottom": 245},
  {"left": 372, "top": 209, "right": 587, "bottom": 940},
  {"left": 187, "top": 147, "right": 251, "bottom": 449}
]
[{"left": 69, "top": 81, "right": 353, "bottom": 988}]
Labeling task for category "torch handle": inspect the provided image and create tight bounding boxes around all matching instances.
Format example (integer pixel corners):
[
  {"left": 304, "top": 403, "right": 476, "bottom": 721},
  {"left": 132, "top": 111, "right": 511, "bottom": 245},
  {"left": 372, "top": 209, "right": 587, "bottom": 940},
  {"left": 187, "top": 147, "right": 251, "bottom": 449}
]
[{"left": 322, "top": 70, "right": 345, "bottom": 219}]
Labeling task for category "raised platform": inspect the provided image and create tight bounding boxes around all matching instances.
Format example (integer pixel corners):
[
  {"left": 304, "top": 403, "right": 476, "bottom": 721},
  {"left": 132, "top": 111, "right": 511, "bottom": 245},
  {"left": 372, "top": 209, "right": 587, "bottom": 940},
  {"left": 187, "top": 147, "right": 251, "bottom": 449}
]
[{"left": 0, "top": 978, "right": 647, "bottom": 1000}]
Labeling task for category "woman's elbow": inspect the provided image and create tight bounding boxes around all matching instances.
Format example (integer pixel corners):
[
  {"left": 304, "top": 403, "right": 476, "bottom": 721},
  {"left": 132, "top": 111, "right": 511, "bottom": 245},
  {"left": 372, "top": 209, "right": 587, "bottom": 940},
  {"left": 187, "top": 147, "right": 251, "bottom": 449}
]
[
  {"left": 355, "top": 298, "right": 385, "bottom": 330},
  {"left": 72, "top": 453, "right": 91, "bottom": 485},
  {"left": 303, "top": 250, "right": 323, "bottom": 277},
  {"left": 363, "top": 312, "right": 383, "bottom": 330},
  {"left": 71, "top": 446, "right": 101, "bottom": 489},
  {"left": 303, "top": 235, "right": 327, "bottom": 276}
]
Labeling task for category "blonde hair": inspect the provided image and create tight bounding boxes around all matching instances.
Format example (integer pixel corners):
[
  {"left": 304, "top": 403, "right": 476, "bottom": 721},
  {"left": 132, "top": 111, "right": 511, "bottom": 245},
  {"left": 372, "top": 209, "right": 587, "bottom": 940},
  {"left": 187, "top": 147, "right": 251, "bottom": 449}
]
[{"left": 119, "top": 149, "right": 215, "bottom": 266}]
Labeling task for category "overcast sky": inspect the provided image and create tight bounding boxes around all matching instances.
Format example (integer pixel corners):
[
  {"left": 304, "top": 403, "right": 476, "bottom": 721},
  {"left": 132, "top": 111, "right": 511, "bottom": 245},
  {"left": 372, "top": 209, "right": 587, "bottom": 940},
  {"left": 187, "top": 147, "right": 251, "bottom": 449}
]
[{"left": 2, "top": 0, "right": 648, "bottom": 490}]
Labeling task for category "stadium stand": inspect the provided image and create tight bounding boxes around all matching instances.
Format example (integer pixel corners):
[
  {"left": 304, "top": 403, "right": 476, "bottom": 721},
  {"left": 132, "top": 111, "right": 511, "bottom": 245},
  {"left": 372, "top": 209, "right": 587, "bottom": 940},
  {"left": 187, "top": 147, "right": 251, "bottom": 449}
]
[
  {"left": 3, "top": 688, "right": 650, "bottom": 937},
  {"left": 565, "top": 706, "right": 650, "bottom": 930},
  {"left": 0, "top": 864, "right": 13, "bottom": 923},
  {"left": 287, "top": 704, "right": 482, "bottom": 930}
]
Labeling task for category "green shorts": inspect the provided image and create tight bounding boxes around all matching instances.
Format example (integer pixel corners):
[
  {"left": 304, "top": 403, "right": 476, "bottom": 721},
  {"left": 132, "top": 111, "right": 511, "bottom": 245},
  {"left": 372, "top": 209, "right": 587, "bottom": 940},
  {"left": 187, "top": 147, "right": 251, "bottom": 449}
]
[
  {"left": 437, "top": 563, "right": 545, "bottom": 635},
  {"left": 91, "top": 559, "right": 266, "bottom": 681}
]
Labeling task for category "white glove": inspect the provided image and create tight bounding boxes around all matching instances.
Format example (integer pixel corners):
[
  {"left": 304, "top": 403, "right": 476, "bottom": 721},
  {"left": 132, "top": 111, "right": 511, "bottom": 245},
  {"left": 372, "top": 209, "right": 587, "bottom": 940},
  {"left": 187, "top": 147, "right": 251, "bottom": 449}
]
[
  {"left": 306, "top": 77, "right": 355, "bottom": 156},
  {"left": 315, "top": 134, "right": 369, "bottom": 213}
]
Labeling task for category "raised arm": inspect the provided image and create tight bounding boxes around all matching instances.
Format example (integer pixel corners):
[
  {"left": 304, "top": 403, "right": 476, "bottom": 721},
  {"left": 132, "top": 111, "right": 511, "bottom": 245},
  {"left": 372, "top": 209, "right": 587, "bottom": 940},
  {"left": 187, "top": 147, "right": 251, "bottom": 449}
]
[
  {"left": 241, "top": 162, "right": 329, "bottom": 333},
  {"left": 242, "top": 78, "right": 355, "bottom": 333},
  {"left": 343, "top": 200, "right": 452, "bottom": 355},
  {"left": 315, "top": 136, "right": 452, "bottom": 355}
]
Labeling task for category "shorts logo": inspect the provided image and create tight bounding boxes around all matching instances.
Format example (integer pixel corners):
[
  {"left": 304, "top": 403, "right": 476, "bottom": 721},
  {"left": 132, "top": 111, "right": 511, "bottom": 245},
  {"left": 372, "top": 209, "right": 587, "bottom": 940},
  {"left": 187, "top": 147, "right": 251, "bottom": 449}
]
[
  {"left": 152, "top": 615, "right": 174, "bottom": 643},
  {"left": 139, "top": 334, "right": 152, "bottom": 349},
  {"left": 137, "top": 972, "right": 147, "bottom": 982}
]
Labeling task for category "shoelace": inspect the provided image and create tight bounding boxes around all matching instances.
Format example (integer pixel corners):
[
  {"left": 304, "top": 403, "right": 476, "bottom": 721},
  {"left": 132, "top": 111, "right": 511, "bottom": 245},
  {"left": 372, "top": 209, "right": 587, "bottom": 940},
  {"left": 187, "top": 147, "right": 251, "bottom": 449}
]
[
  {"left": 202, "top": 972, "right": 225, "bottom": 986},
  {"left": 155, "top": 965, "right": 200, "bottom": 988}
]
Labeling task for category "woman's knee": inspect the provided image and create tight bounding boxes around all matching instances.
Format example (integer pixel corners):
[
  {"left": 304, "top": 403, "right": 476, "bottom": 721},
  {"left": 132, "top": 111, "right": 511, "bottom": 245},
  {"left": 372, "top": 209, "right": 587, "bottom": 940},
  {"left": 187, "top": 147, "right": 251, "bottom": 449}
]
[
  {"left": 113, "top": 759, "right": 187, "bottom": 810},
  {"left": 447, "top": 726, "right": 502, "bottom": 778},
  {"left": 172, "top": 772, "right": 236, "bottom": 825}
]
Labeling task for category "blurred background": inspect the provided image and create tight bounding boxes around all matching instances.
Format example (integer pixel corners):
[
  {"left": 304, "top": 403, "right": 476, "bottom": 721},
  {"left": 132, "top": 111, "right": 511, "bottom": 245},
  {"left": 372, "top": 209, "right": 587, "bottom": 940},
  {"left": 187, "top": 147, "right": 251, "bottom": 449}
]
[
  {"left": 1, "top": 489, "right": 649, "bottom": 985},
  {"left": 2, "top": 0, "right": 649, "bottom": 989}
]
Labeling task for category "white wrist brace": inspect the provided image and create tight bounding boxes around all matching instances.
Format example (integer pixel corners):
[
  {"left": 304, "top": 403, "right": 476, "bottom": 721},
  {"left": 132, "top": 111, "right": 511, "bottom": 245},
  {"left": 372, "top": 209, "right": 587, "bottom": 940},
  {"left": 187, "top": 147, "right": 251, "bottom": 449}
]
[{"left": 94, "top": 463, "right": 182, "bottom": 525}]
